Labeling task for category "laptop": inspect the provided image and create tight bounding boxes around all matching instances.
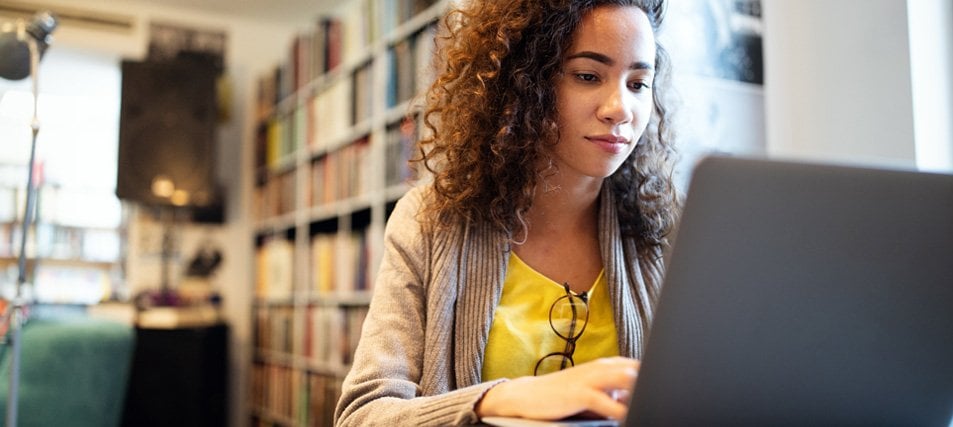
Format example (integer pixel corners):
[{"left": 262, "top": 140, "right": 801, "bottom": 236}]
[{"left": 487, "top": 156, "right": 953, "bottom": 427}]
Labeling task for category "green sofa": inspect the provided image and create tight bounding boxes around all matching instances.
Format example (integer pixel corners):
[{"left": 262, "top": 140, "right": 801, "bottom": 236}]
[{"left": 0, "top": 315, "right": 135, "bottom": 427}]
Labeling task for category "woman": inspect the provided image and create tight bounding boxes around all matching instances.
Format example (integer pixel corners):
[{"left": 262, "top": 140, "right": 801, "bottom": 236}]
[{"left": 335, "top": 0, "right": 678, "bottom": 425}]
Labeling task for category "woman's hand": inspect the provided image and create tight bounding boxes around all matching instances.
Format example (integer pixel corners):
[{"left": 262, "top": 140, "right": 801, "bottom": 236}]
[{"left": 475, "top": 357, "right": 639, "bottom": 421}]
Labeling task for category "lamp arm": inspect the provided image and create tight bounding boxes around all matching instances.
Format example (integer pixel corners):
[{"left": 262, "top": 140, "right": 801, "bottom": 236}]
[{"left": 4, "top": 26, "right": 43, "bottom": 427}]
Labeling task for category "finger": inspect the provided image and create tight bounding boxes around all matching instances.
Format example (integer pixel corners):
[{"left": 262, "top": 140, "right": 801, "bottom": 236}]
[
  {"left": 609, "top": 388, "right": 631, "bottom": 403},
  {"left": 580, "top": 388, "right": 629, "bottom": 420},
  {"left": 595, "top": 356, "right": 640, "bottom": 368},
  {"left": 586, "top": 361, "right": 639, "bottom": 391},
  {"left": 593, "top": 357, "right": 640, "bottom": 377}
]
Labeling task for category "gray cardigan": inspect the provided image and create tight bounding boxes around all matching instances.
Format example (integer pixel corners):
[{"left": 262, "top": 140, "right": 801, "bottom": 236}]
[{"left": 334, "top": 184, "right": 664, "bottom": 426}]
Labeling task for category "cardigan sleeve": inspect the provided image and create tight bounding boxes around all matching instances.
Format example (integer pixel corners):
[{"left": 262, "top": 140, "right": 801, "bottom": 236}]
[{"left": 334, "top": 188, "right": 503, "bottom": 426}]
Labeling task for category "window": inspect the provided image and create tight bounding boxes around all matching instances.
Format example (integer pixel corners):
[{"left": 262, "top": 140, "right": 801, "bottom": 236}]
[{"left": 0, "top": 45, "right": 125, "bottom": 304}]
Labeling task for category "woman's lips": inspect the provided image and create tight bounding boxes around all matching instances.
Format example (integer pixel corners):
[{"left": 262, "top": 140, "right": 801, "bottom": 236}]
[{"left": 586, "top": 134, "right": 630, "bottom": 154}]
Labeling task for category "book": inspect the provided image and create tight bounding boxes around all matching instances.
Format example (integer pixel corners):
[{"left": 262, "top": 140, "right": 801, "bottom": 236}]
[
  {"left": 385, "top": 117, "right": 419, "bottom": 186},
  {"left": 312, "top": 76, "right": 352, "bottom": 150},
  {"left": 257, "top": 237, "right": 294, "bottom": 300},
  {"left": 310, "top": 233, "right": 335, "bottom": 294},
  {"left": 136, "top": 305, "right": 222, "bottom": 329},
  {"left": 351, "top": 63, "right": 374, "bottom": 125}
]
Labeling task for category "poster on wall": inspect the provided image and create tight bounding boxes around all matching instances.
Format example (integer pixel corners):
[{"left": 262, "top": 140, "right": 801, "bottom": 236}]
[
  {"left": 147, "top": 21, "right": 227, "bottom": 72},
  {"left": 659, "top": 0, "right": 764, "bottom": 190},
  {"left": 146, "top": 21, "right": 232, "bottom": 123}
]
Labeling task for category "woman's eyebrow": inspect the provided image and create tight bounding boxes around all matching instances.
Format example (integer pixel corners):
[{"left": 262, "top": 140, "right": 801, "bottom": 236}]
[{"left": 566, "top": 51, "right": 654, "bottom": 71}]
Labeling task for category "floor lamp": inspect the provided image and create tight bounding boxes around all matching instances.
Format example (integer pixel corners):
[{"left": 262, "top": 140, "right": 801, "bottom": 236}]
[{"left": 0, "top": 11, "right": 58, "bottom": 427}]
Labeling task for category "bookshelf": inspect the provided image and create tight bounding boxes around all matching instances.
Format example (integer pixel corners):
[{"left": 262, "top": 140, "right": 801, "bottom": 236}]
[{"left": 249, "top": 0, "right": 444, "bottom": 425}]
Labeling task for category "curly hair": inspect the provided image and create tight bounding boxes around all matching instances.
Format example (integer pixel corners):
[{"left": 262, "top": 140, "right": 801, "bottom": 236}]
[{"left": 415, "top": 0, "right": 679, "bottom": 256}]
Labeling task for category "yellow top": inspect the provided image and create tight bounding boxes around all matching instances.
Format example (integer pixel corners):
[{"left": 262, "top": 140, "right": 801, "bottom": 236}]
[{"left": 482, "top": 252, "right": 619, "bottom": 380}]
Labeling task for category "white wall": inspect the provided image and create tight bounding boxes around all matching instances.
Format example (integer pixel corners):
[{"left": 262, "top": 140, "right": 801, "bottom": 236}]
[
  {"left": 7, "top": 1, "right": 313, "bottom": 425},
  {"left": 762, "top": 0, "right": 923, "bottom": 169},
  {"left": 907, "top": 0, "right": 953, "bottom": 172}
]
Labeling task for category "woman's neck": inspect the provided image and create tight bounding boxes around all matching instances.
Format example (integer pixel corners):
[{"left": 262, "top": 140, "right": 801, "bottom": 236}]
[
  {"left": 512, "top": 172, "right": 605, "bottom": 293},
  {"left": 523, "top": 173, "right": 603, "bottom": 240}
]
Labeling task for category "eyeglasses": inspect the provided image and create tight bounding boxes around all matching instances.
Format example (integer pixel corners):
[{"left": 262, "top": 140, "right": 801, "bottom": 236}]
[{"left": 534, "top": 282, "right": 590, "bottom": 375}]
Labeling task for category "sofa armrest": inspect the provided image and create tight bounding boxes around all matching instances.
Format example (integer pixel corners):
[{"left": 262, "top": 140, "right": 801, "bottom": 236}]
[{"left": 0, "top": 316, "right": 135, "bottom": 427}]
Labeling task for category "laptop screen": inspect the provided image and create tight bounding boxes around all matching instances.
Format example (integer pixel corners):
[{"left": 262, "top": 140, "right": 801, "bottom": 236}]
[{"left": 627, "top": 156, "right": 953, "bottom": 426}]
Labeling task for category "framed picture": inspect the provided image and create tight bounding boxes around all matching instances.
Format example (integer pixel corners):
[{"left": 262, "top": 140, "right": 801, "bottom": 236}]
[{"left": 660, "top": 0, "right": 765, "bottom": 190}]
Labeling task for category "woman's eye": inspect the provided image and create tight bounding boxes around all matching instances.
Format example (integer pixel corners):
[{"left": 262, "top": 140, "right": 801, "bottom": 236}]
[
  {"left": 575, "top": 73, "right": 598, "bottom": 83},
  {"left": 629, "top": 81, "right": 651, "bottom": 91}
]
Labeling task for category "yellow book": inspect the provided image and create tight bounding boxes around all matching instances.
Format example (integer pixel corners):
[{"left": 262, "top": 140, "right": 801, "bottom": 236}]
[{"left": 311, "top": 234, "right": 335, "bottom": 294}]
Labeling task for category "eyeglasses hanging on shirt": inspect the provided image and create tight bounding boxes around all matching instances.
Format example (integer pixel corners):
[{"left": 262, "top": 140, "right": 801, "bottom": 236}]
[{"left": 534, "top": 282, "right": 590, "bottom": 376}]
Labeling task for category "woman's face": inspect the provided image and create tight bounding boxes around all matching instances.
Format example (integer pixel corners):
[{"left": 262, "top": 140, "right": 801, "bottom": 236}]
[{"left": 551, "top": 5, "right": 656, "bottom": 182}]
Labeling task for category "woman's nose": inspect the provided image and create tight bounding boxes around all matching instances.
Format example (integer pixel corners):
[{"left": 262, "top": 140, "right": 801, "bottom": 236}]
[{"left": 597, "top": 84, "right": 634, "bottom": 125}]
